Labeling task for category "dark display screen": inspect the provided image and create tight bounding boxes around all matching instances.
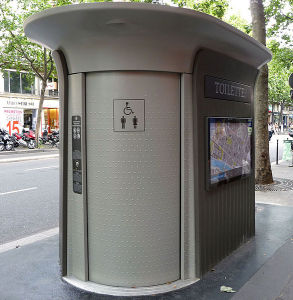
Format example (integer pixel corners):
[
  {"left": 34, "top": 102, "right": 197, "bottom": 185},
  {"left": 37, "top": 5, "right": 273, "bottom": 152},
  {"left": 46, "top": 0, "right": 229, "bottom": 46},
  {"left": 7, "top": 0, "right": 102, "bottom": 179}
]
[{"left": 208, "top": 117, "right": 252, "bottom": 186}]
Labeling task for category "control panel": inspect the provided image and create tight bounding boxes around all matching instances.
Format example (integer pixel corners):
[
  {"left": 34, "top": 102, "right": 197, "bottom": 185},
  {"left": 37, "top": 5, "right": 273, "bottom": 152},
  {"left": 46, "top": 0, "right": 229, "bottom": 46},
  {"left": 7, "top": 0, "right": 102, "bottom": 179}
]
[{"left": 72, "top": 115, "right": 82, "bottom": 194}]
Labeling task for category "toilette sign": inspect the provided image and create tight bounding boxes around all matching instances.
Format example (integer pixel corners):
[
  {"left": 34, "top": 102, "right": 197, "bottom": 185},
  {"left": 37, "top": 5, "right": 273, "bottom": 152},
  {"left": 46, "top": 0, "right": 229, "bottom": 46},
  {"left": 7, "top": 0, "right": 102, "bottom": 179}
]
[{"left": 204, "top": 76, "right": 252, "bottom": 103}]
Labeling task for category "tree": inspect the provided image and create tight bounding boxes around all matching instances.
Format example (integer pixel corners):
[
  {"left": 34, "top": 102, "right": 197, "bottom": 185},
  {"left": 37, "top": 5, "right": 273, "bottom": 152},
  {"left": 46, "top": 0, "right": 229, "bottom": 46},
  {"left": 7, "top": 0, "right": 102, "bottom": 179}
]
[
  {"left": 0, "top": 0, "right": 103, "bottom": 146},
  {"left": 224, "top": 14, "right": 252, "bottom": 35},
  {"left": 250, "top": 0, "right": 293, "bottom": 184},
  {"left": 171, "top": 0, "right": 229, "bottom": 19},
  {"left": 265, "top": 0, "right": 293, "bottom": 46},
  {"left": 268, "top": 41, "right": 293, "bottom": 125},
  {"left": 250, "top": 0, "right": 273, "bottom": 184}
]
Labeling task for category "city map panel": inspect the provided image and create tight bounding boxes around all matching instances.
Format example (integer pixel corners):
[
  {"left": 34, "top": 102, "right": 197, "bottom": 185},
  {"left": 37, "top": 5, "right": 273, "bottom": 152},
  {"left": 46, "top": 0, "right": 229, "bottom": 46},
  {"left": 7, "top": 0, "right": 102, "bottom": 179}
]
[{"left": 209, "top": 118, "right": 252, "bottom": 185}]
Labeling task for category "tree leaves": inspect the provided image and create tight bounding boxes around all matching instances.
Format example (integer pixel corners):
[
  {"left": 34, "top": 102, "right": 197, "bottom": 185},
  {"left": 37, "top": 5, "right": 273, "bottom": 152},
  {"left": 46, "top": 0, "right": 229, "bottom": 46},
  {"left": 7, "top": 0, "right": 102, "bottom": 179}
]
[
  {"left": 265, "top": 0, "right": 293, "bottom": 44},
  {"left": 268, "top": 40, "right": 293, "bottom": 105},
  {"left": 193, "top": 0, "right": 229, "bottom": 19},
  {"left": 171, "top": 0, "right": 229, "bottom": 19}
]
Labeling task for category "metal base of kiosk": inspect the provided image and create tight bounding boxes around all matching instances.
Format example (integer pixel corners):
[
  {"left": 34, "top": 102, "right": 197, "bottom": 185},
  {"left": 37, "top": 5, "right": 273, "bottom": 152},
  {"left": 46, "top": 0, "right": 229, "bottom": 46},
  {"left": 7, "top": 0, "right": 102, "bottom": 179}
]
[{"left": 63, "top": 276, "right": 198, "bottom": 297}]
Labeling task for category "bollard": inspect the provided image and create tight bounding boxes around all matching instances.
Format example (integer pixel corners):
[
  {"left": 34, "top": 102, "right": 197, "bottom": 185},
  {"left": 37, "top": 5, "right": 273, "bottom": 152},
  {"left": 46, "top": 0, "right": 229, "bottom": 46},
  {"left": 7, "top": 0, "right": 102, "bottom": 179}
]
[
  {"left": 276, "top": 139, "right": 279, "bottom": 165},
  {"left": 289, "top": 141, "right": 293, "bottom": 167}
]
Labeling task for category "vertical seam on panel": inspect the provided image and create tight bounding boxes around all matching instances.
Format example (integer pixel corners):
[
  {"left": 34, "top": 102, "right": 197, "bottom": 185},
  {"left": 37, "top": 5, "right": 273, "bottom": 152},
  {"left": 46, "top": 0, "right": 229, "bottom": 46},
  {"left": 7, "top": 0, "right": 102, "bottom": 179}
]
[
  {"left": 53, "top": 50, "right": 69, "bottom": 277},
  {"left": 180, "top": 73, "right": 184, "bottom": 280},
  {"left": 82, "top": 73, "right": 89, "bottom": 281}
]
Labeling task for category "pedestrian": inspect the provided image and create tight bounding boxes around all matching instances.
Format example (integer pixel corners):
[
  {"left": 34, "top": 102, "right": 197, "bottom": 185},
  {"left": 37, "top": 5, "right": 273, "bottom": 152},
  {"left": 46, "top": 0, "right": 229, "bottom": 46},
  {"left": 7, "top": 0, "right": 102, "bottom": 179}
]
[
  {"left": 274, "top": 123, "right": 279, "bottom": 134},
  {"left": 268, "top": 123, "right": 273, "bottom": 141}
]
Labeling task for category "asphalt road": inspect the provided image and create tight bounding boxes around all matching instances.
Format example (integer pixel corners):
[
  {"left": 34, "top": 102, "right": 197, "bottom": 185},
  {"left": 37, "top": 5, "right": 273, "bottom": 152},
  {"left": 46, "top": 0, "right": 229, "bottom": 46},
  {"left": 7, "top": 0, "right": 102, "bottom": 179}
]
[{"left": 0, "top": 157, "right": 59, "bottom": 245}]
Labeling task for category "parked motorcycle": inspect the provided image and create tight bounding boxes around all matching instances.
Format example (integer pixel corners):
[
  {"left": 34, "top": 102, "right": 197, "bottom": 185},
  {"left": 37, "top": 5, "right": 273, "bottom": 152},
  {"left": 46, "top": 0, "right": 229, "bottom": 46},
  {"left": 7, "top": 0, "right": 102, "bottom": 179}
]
[
  {"left": 39, "top": 129, "right": 59, "bottom": 148},
  {"left": 0, "top": 129, "right": 14, "bottom": 151},
  {"left": 39, "top": 129, "right": 50, "bottom": 145},
  {"left": 12, "top": 129, "right": 36, "bottom": 149},
  {"left": 49, "top": 130, "right": 59, "bottom": 148},
  {"left": 23, "top": 129, "right": 36, "bottom": 149},
  {"left": 10, "top": 134, "right": 20, "bottom": 148}
]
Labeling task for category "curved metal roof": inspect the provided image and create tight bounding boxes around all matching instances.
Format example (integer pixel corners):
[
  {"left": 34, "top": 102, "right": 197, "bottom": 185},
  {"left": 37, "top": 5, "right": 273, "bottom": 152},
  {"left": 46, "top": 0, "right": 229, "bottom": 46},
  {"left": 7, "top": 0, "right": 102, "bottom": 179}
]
[{"left": 24, "top": 3, "right": 271, "bottom": 74}]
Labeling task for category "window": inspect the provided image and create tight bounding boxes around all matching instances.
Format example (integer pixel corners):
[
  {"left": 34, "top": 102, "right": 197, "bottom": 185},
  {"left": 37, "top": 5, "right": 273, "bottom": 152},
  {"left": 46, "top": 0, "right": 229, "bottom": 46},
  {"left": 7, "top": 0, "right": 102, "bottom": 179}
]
[
  {"left": 10, "top": 71, "right": 21, "bottom": 93},
  {"left": 4, "top": 71, "right": 9, "bottom": 92},
  {"left": 21, "top": 73, "right": 34, "bottom": 94},
  {"left": 3, "top": 70, "right": 34, "bottom": 94}
]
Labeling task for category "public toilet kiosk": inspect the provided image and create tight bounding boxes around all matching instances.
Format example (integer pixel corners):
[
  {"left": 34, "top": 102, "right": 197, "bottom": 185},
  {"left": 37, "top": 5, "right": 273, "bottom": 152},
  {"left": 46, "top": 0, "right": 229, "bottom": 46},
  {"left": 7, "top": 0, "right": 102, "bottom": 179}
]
[{"left": 24, "top": 3, "right": 271, "bottom": 296}]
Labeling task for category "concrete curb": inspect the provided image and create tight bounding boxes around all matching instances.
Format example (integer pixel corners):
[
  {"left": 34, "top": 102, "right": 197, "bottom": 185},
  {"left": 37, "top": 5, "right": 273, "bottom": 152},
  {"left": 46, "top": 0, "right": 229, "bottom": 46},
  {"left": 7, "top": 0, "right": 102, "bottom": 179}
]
[
  {"left": 0, "top": 153, "right": 59, "bottom": 163},
  {"left": 0, "top": 148, "right": 58, "bottom": 156}
]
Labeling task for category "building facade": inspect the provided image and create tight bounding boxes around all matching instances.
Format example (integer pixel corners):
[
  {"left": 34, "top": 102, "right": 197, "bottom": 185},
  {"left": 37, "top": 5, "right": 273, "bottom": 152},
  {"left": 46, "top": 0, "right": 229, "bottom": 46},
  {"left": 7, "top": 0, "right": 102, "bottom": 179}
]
[
  {"left": 0, "top": 70, "right": 59, "bottom": 135},
  {"left": 268, "top": 103, "right": 293, "bottom": 128}
]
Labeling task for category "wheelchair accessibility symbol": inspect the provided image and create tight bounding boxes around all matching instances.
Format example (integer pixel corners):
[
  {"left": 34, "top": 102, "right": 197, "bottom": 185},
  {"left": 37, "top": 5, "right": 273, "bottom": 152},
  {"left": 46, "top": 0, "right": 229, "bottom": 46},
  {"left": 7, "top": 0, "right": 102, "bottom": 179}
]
[
  {"left": 123, "top": 102, "right": 134, "bottom": 115},
  {"left": 113, "top": 99, "right": 145, "bottom": 132}
]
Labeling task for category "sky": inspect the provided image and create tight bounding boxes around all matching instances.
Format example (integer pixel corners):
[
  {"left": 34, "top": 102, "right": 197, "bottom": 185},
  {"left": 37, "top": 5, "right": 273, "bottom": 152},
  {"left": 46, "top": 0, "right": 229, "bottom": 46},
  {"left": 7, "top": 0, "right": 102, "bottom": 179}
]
[{"left": 228, "top": 0, "right": 251, "bottom": 22}]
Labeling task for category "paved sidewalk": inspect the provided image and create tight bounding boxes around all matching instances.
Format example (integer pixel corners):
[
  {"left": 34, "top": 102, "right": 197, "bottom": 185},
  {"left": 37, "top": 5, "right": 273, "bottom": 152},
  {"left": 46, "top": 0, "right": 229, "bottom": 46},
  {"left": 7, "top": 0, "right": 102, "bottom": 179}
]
[
  {"left": 0, "top": 161, "right": 292, "bottom": 299},
  {"left": 231, "top": 159, "right": 293, "bottom": 300}
]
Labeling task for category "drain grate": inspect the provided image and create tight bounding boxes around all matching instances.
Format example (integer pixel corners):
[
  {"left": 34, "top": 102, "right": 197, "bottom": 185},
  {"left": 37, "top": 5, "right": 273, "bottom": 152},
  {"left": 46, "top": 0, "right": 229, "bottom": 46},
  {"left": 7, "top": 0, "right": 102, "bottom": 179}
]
[{"left": 255, "top": 177, "right": 293, "bottom": 192}]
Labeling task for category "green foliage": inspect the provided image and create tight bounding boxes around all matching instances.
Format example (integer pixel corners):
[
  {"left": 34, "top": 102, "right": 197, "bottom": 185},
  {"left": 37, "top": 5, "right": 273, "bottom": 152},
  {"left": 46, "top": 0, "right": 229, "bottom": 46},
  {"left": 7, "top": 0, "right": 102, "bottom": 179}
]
[
  {"left": 193, "top": 0, "right": 229, "bottom": 19},
  {"left": 0, "top": 0, "right": 113, "bottom": 81},
  {"left": 264, "top": 0, "right": 293, "bottom": 45},
  {"left": 129, "top": 0, "right": 153, "bottom": 3},
  {"left": 224, "top": 14, "right": 252, "bottom": 35},
  {"left": 263, "top": 0, "right": 293, "bottom": 106},
  {"left": 171, "top": 0, "right": 229, "bottom": 19},
  {"left": 268, "top": 40, "right": 293, "bottom": 105}
]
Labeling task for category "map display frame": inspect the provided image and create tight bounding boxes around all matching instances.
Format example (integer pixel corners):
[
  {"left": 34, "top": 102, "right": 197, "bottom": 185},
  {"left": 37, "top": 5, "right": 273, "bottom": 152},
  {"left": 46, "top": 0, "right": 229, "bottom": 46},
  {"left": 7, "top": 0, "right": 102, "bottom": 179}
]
[{"left": 207, "top": 117, "right": 252, "bottom": 188}]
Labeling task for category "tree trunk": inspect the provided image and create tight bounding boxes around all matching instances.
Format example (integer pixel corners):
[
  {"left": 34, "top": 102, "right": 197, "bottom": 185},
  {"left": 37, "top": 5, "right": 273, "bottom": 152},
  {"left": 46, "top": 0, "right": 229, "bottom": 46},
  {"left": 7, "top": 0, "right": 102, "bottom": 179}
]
[
  {"left": 250, "top": 0, "right": 273, "bottom": 184},
  {"left": 35, "top": 84, "right": 46, "bottom": 147}
]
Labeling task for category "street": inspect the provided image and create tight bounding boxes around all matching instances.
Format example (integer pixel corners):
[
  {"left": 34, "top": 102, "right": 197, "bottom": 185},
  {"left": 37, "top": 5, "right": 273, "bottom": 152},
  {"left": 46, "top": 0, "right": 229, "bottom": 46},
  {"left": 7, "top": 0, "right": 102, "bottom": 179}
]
[{"left": 0, "top": 157, "right": 59, "bottom": 245}]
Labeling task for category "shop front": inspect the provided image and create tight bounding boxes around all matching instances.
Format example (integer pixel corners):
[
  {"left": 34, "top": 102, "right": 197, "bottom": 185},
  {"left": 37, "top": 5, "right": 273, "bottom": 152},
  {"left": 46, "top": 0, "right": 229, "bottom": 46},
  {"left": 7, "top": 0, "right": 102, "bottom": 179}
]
[
  {"left": 43, "top": 107, "right": 59, "bottom": 133},
  {"left": 0, "top": 95, "right": 59, "bottom": 134}
]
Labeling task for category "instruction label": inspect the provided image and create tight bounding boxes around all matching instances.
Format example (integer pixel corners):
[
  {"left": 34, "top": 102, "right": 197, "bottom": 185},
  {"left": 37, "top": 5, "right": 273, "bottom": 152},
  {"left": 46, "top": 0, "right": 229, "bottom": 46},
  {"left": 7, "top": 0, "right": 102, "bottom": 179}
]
[
  {"left": 113, "top": 99, "right": 145, "bottom": 132},
  {"left": 72, "top": 115, "right": 82, "bottom": 194}
]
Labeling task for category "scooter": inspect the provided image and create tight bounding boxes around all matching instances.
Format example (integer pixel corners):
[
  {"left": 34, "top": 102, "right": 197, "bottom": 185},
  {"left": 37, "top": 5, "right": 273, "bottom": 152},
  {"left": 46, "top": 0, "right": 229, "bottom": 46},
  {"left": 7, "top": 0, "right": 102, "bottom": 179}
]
[
  {"left": 39, "top": 129, "right": 50, "bottom": 144},
  {"left": 49, "top": 130, "right": 59, "bottom": 148},
  {"left": 0, "top": 129, "right": 14, "bottom": 151},
  {"left": 13, "top": 129, "right": 36, "bottom": 149}
]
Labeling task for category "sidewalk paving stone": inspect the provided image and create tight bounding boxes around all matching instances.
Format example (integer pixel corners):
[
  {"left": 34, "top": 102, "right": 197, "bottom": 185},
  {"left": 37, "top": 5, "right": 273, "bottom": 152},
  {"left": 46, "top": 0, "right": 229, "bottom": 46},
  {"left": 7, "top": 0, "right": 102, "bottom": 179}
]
[{"left": 0, "top": 202, "right": 292, "bottom": 299}]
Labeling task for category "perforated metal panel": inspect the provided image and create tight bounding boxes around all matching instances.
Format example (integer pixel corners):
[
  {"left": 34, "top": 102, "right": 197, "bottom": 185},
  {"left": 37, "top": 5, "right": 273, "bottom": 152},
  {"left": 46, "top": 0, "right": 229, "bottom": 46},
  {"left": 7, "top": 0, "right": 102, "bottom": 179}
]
[
  {"left": 67, "top": 73, "right": 87, "bottom": 280},
  {"left": 86, "top": 71, "right": 180, "bottom": 287}
]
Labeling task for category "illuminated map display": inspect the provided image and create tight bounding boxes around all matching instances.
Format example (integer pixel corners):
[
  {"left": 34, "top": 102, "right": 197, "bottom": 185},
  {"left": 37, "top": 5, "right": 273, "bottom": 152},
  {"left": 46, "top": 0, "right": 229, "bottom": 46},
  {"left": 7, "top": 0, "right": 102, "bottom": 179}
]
[{"left": 208, "top": 118, "right": 252, "bottom": 185}]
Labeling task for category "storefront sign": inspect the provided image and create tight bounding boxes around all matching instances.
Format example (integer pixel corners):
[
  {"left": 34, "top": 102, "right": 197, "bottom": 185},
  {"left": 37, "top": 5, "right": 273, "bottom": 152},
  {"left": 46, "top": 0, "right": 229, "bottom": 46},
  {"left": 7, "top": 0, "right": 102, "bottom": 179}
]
[
  {"left": 4, "top": 98, "right": 35, "bottom": 108},
  {"left": 0, "top": 108, "right": 23, "bottom": 135},
  {"left": 0, "top": 97, "right": 59, "bottom": 109},
  {"left": 205, "top": 76, "right": 252, "bottom": 103},
  {"left": 46, "top": 82, "right": 58, "bottom": 90},
  {"left": 43, "top": 100, "right": 59, "bottom": 108}
]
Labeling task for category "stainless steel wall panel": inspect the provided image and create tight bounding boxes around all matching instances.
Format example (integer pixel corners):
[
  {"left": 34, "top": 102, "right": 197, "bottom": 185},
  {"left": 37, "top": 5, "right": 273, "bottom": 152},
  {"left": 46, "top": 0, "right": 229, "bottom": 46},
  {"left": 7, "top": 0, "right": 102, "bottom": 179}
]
[
  {"left": 86, "top": 71, "right": 180, "bottom": 287},
  {"left": 67, "top": 73, "right": 87, "bottom": 280},
  {"left": 181, "top": 73, "right": 196, "bottom": 279}
]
